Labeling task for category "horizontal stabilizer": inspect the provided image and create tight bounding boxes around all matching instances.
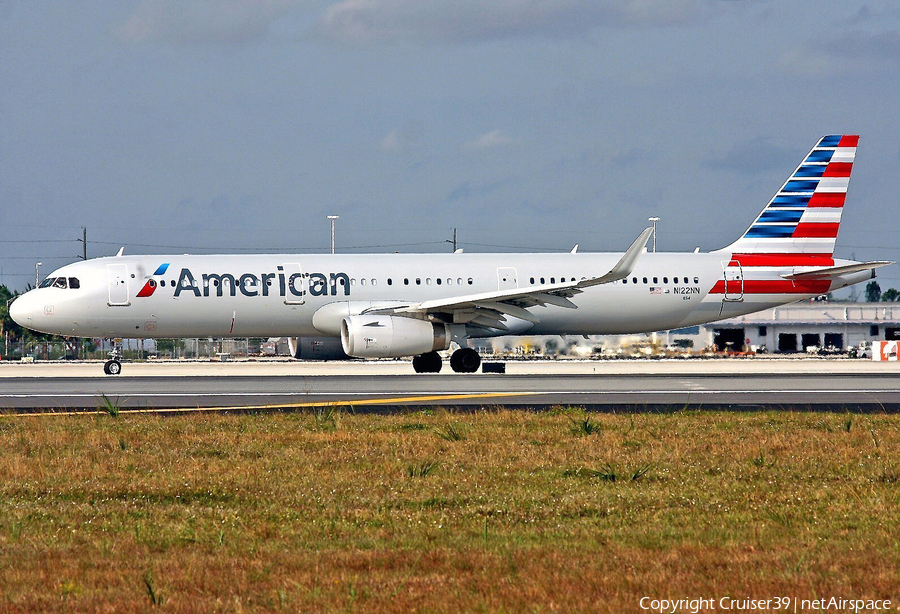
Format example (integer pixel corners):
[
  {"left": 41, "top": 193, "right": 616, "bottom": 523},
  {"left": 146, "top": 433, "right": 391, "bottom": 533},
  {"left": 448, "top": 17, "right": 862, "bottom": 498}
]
[{"left": 781, "top": 261, "right": 893, "bottom": 280}]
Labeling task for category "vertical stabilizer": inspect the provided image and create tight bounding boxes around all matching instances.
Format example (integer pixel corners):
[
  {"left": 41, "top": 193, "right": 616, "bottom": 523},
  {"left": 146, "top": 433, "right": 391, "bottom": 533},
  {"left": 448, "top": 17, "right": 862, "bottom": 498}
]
[{"left": 719, "top": 135, "right": 857, "bottom": 259}]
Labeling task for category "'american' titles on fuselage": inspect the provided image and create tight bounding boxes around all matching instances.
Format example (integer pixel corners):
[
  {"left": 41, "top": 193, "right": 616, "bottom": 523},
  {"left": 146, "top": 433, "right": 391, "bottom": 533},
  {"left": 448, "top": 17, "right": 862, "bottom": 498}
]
[{"left": 171, "top": 267, "right": 350, "bottom": 298}]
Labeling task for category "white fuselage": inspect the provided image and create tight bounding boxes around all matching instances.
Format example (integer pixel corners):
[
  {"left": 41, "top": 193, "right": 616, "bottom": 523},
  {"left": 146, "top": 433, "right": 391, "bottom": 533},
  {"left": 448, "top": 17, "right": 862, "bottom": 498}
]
[{"left": 9, "top": 251, "right": 870, "bottom": 340}]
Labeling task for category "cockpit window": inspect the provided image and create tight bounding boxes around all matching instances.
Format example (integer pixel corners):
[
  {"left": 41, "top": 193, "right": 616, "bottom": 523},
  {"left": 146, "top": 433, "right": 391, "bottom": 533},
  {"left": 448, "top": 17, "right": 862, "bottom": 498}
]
[{"left": 38, "top": 276, "right": 80, "bottom": 289}]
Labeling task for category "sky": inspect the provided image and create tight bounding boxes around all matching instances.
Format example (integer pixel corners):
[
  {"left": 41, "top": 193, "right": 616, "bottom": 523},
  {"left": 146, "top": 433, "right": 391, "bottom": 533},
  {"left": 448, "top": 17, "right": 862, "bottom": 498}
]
[{"left": 2, "top": 0, "right": 899, "bottom": 294}]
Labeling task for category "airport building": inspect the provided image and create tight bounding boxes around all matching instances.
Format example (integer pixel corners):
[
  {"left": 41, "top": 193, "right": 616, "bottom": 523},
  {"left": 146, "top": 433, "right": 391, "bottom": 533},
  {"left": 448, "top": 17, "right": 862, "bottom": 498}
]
[
  {"left": 667, "top": 302, "right": 900, "bottom": 353},
  {"left": 481, "top": 302, "right": 900, "bottom": 356}
]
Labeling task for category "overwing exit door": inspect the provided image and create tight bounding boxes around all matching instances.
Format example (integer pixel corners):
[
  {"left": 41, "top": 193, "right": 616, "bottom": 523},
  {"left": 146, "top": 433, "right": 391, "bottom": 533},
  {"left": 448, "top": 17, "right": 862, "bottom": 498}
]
[
  {"left": 497, "top": 267, "right": 518, "bottom": 291},
  {"left": 282, "top": 263, "right": 305, "bottom": 305}
]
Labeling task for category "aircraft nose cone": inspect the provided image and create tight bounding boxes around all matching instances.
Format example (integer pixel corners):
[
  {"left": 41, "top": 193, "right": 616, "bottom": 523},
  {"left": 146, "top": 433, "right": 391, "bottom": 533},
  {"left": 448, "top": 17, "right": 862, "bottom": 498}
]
[{"left": 9, "top": 293, "right": 36, "bottom": 327}]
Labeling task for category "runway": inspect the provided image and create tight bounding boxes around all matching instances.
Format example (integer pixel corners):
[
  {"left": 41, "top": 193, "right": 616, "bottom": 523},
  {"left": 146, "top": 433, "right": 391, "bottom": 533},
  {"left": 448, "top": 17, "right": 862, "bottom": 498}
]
[{"left": 2, "top": 358, "right": 899, "bottom": 412}]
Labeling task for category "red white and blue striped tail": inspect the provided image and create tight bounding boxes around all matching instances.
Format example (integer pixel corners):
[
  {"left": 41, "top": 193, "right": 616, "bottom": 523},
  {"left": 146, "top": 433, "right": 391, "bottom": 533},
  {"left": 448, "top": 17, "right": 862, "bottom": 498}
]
[{"left": 720, "top": 134, "right": 857, "bottom": 260}]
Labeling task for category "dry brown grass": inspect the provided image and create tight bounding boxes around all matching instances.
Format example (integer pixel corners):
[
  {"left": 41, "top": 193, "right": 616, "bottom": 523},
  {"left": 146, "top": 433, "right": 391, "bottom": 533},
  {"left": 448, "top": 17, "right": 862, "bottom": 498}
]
[{"left": 0, "top": 408, "right": 898, "bottom": 612}]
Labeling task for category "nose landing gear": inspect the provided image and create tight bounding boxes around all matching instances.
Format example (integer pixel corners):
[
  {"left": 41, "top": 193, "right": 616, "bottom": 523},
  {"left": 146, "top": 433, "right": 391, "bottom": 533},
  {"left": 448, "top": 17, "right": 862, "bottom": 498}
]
[{"left": 104, "top": 339, "right": 123, "bottom": 375}]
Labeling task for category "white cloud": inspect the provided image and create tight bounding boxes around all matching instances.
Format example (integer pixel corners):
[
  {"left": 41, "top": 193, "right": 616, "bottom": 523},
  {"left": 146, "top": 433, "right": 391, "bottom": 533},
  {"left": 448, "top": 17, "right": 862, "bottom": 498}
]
[
  {"left": 466, "top": 130, "right": 513, "bottom": 150},
  {"left": 118, "top": 0, "right": 296, "bottom": 45},
  {"left": 781, "top": 30, "right": 900, "bottom": 76},
  {"left": 316, "top": 0, "right": 708, "bottom": 45},
  {"left": 380, "top": 129, "right": 401, "bottom": 151},
  {"left": 379, "top": 121, "right": 425, "bottom": 152},
  {"left": 704, "top": 137, "right": 795, "bottom": 175}
]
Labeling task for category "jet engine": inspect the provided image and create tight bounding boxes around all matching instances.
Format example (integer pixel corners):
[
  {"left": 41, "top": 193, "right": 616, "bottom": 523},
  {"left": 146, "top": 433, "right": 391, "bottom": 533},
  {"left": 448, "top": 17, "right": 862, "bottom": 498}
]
[
  {"left": 341, "top": 315, "right": 450, "bottom": 358},
  {"left": 287, "top": 336, "right": 349, "bottom": 360}
]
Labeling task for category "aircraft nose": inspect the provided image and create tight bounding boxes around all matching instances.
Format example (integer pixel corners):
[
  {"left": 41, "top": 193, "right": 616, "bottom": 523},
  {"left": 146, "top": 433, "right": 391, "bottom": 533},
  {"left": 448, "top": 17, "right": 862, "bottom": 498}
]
[{"left": 9, "top": 292, "right": 37, "bottom": 327}]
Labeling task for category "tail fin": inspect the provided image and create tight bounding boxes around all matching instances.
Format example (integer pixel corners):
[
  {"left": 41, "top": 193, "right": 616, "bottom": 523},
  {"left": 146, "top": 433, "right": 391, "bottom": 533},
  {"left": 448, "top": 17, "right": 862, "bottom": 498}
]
[{"left": 719, "top": 135, "right": 857, "bottom": 259}]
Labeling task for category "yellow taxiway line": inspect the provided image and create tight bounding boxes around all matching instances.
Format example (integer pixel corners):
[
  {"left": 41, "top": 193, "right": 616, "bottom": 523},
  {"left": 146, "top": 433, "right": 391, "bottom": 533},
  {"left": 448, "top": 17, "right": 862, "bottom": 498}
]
[{"left": 6, "top": 391, "right": 538, "bottom": 417}]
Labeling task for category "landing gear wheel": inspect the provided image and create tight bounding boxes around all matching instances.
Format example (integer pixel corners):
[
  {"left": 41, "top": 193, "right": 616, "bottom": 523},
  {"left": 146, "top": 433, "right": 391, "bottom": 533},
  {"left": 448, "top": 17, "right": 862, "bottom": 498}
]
[
  {"left": 450, "top": 348, "right": 481, "bottom": 373},
  {"left": 104, "top": 360, "right": 122, "bottom": 376},
  {"left": 412, "top": 351, "right": 443, "bottom": 373}
]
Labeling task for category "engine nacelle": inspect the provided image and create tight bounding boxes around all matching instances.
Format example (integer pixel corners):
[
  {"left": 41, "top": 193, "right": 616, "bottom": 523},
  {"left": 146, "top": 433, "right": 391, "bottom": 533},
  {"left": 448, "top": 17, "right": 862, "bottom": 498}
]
[
  {"left": 341, "top": 315, "right": 450, "bottom": 358},
  {"left": 287, "top": 336, "right": 349, "bottom": 360}
]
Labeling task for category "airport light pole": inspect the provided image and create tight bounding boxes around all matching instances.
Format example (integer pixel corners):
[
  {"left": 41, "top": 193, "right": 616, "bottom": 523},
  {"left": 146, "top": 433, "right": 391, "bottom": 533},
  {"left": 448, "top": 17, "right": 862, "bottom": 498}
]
[
  {"left": 327, "top": 215, "right": 339, "bottom": 254},
  {"left": 35, "top": 262, "right": 42, "bottom": 288},
  {"left": 648, "top": 217, "right": 660, "bottom": 252}
]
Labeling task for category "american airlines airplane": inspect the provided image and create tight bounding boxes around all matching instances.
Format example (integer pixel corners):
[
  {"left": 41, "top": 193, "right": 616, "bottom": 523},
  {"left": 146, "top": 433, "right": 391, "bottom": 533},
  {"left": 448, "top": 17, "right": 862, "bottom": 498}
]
[{"left": 9, "top": 135, "right": 890, "bottom": 375}]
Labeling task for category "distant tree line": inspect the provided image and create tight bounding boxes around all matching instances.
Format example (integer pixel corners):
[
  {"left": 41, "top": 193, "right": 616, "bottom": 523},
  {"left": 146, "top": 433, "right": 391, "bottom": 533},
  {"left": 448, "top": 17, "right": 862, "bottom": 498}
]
[{"left": 865, "top": 281, "right": 900, "bottom": 303}]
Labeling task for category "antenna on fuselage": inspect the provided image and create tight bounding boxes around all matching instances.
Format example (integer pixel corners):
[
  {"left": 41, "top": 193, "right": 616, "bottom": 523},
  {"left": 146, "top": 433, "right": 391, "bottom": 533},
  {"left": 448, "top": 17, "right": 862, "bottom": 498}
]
[{"left": 115, "top": 247, "right": 125, "bottom": 257}]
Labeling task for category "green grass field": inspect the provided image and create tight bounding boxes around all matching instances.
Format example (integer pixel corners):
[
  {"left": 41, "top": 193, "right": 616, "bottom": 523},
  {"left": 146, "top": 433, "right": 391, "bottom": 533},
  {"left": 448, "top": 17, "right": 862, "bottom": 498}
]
[{"left": 1, "top": 408, "right": 898, "bottom": 612}]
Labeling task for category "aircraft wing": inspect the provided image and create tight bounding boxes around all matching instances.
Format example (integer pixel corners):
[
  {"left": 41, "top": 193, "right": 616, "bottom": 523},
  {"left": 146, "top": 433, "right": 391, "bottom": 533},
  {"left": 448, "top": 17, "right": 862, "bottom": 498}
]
[
  {"left": 780, "top": 260, "right": 893, "bottom": 280},
  {"left": 364, "top": 228, "right": 652, "bottom": 331}
]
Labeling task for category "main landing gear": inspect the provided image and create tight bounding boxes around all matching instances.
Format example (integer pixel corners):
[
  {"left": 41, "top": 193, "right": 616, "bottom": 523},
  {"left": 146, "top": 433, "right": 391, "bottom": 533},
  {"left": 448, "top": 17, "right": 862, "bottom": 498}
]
[
  {"left": 450, "top": 348, "right": 481, "bottom": 373},
  {"left": 413, "top": 348, "right": 481, "bottom": 373},
  {"left": 104, "top": 339, "right": 122, "bottom": 376},
  {"left": 412, "top": 351, "right": 442, "bottom": 373},
  {"left": 412, "top": 348, "right": 482, "bottom": 374}
]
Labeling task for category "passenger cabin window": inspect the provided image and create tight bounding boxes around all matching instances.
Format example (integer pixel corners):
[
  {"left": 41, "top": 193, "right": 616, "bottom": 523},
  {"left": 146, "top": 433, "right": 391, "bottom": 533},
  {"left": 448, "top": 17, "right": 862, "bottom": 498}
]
[
  {"left": 530, "top": 277, "right": 535, "bottom": 284},
  {"left": 663, "top": 277, "right": 668, "bottom": 284},
  {"left": 632, "top": 277, "right": 637, "bottom": 283},
  {"left": 643, "top": 277, "right": 648, "bottom": 284},
  {"left": 653, "top": 277, "right": 658, "bottom": 284},
  {"left": 388, "top": 278, "right": 393, "bottom": 285},
  {"left": 693, "top": 277, "right": 699, "bottom": 284},
  {"left": 467, "top": 278, "right": 473, "bottom": 285}
]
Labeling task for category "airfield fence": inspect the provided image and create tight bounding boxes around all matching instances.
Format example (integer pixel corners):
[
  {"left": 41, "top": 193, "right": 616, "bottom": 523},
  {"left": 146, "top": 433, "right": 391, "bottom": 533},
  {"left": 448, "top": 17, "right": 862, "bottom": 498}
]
[{"left": 0, "top": 338, "right": 264, "bottom": 362}]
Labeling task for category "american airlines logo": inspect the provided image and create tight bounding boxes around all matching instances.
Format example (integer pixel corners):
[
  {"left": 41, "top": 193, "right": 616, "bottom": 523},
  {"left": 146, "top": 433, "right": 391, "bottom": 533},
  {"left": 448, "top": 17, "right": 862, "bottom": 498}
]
[{"left": 136, "top": 263, "right": 170, "bottom": 298}]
